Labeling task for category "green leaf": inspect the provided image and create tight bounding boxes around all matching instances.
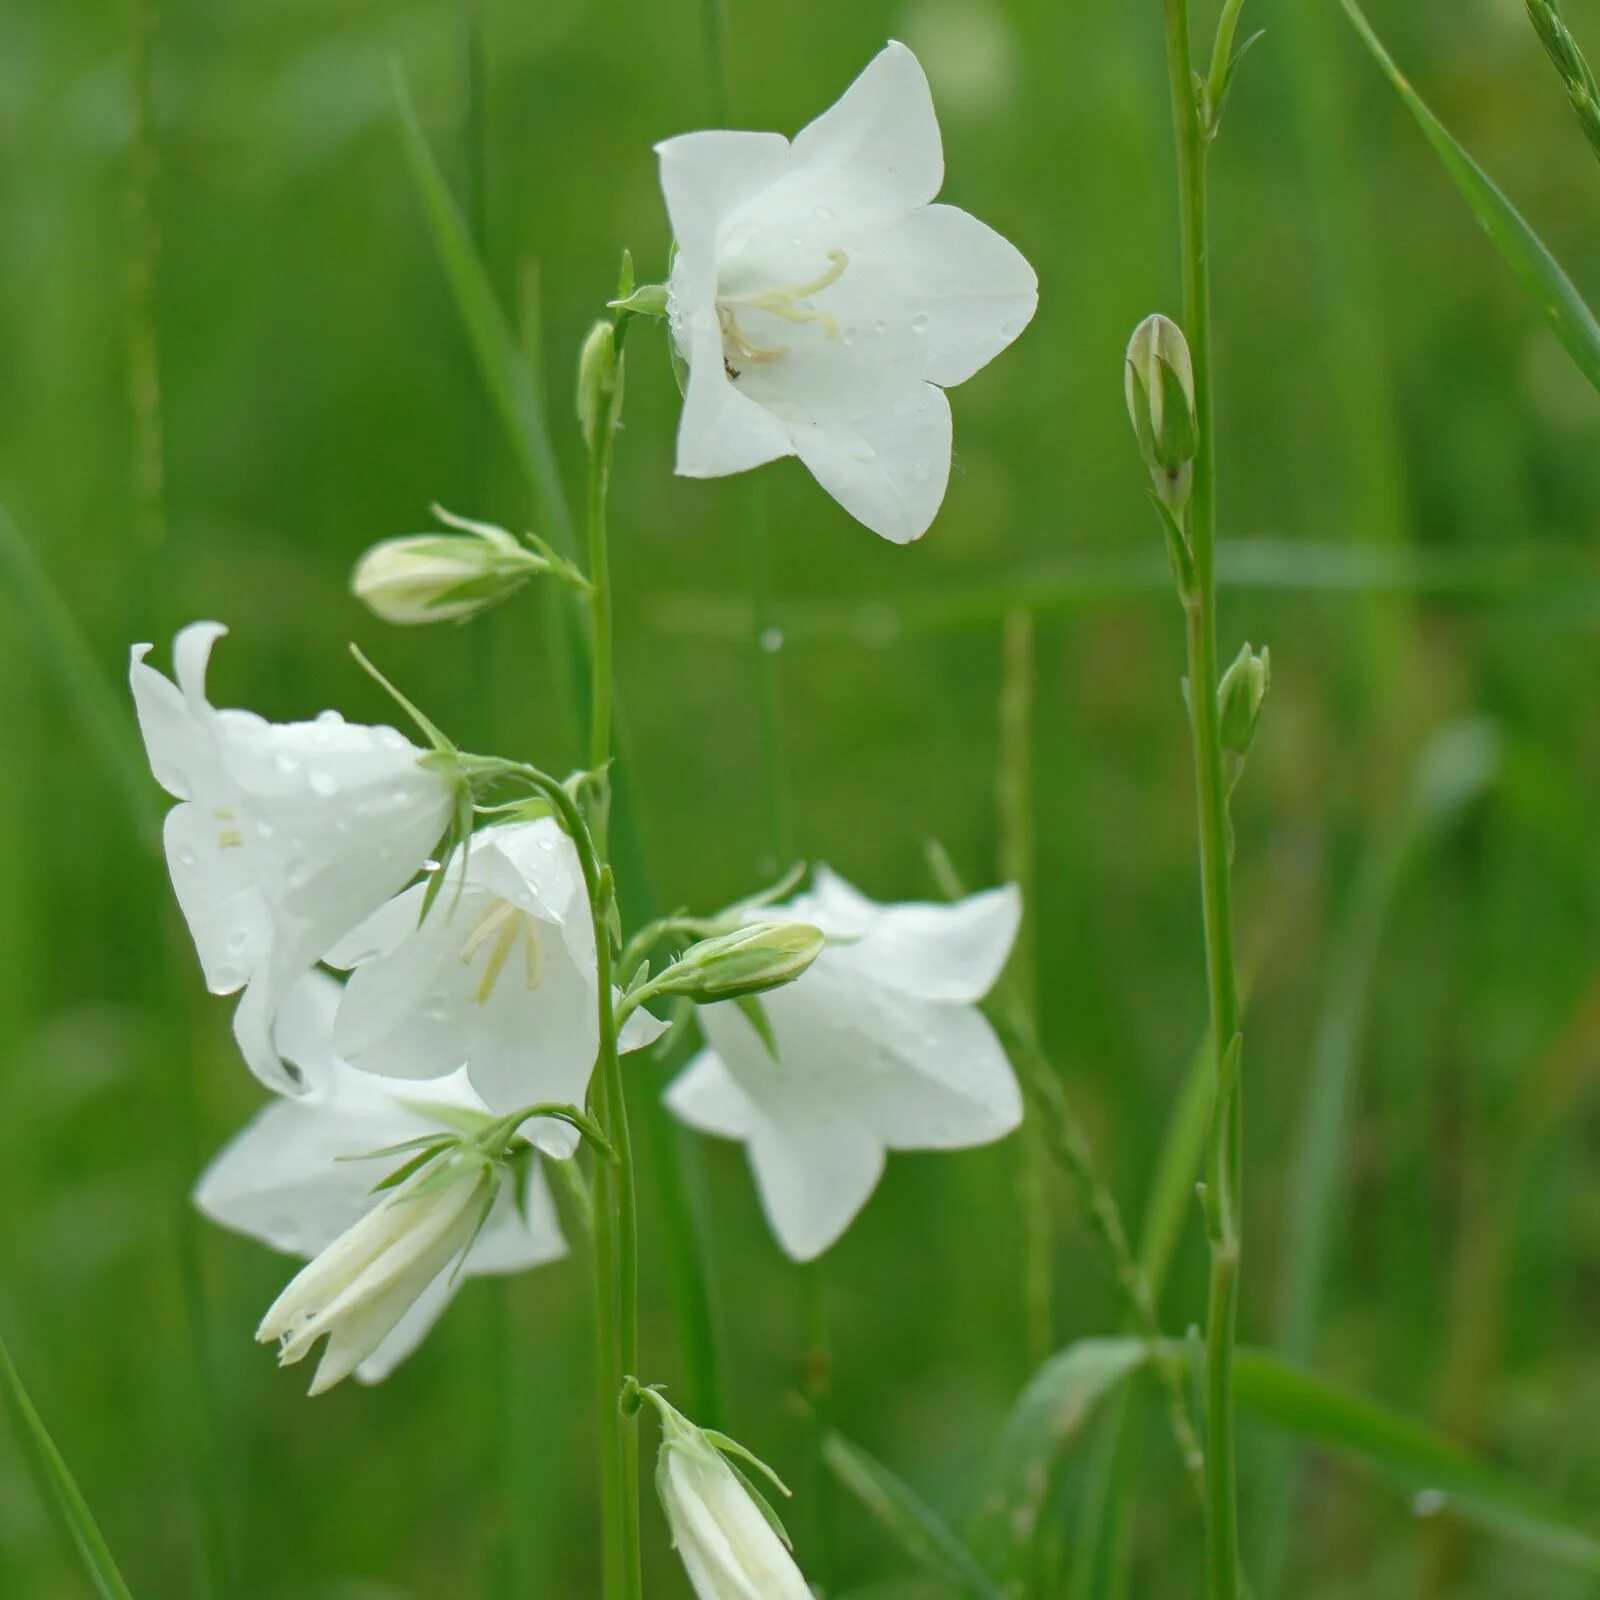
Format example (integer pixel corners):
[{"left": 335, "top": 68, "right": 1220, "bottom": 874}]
[
  {"left": 823, "top": 1432, "right": 1004, "bottom": 1600},
  {"left": 0, "top": 1332, "right": 135, "bottom": 1600},
  {"left": 1233, "top": 1347, "right": 1600, "bottom": 1576},
  {"left": 967, "top": 1339, "right": 1148, "bottom": 1579},
  {"left": 388, "top": 66, "right": 575, "bottom": 554},
  {"left": 733, "top": 994, "right": 780, "bottom": 1060},
  {"left": 1340, "top": 0, "right": 1600, "bottom": 395}
]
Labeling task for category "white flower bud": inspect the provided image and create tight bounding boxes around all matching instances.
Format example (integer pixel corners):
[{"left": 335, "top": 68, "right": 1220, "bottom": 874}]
[
  {"left": 352, "top": 525, "right": 537, "bottom": 626},
  {"left": 256, "top": 1148, "right": 493, "bottom": 1395},
  {"left": 1125, "top": 313, "right": 1198, "bottom": 509},
  {"left": 642, "top": 1391, "right": 811, "bottom": 1600},
  {"left": 577, "top": 320, "right": 622, "bottom": 452},
  {"left": 653, "top": 922, "right": 825, "bottom": 1004}
]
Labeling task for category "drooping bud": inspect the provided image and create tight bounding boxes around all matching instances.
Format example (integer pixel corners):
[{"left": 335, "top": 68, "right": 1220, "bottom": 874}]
[
  {"left": 634, "top": 1386, "right": 811, "bottom": 1600},
  {"left": 352, "top": 517, "right": 542, "bottom": 627},
  {"left": 1217, "top": 641, "right": 1270, "bottom": 790},
  {"left": 577, "top": 319, "right": 622, "bottom": 451},
  {"left": 1124, "top": 314, "right": 1198, "bottom": 510},
  {"left": 650, "top": 922, "right": 825, "bottom": 1005}
]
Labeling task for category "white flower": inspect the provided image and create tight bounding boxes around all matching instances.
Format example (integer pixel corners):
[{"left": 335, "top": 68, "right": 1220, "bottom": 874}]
[
  {"left": 326, "top": 818, "right": 665, "bottom": 1152},
  {"left": 196, "top": 972, "right": 565, "bottom": 1394},
  {"left": 657, "top": 39, "right": 1037, "bottom": 544},
  {"left": 130, "top": 622, "right": 457, "bottom": 1094},
  {"left": 666, "top": 867, "right": 1022, "bottom": 1260},
  {"left": 646, "top": 1392, "right": 811, "bottom": 1600}
]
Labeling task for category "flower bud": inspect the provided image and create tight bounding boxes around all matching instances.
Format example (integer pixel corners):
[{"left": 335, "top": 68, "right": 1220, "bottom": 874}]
[
  {"left": 1125, "top": 314, "right": 1198, "bottom": 509},
  {"left": 638, "top": 1388, "right": 811, "bottom": 1600},
  {"left": 256, "top": 1147, "right": 493, "bottom": 1395},
  {"left": 652, "top": 922, "right": 825, "bottom": 1005},
  {"left": 1217, "top": 641, "right": 1270, "bottom": 784},
  {"left": 352, "top": 523, "right": 538, "bottom": 627},
  {"left": 577, "top": 319, "right": 621, "bottom": 451}
]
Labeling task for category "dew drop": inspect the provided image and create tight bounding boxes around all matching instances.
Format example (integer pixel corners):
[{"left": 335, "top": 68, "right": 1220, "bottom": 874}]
[
  {"left": 911, "top": 312, "right": 930, "bottom": 334},
  {"left": 286, "top": 860, "right": 312, "bottom": 889},
  {"left": 309, "top": 770, "right": 337, "bottom": 798},
  {"left": 874, "top": 319, "right": 887, "bottom": 336},
  {"left": 316, "top": 709, "right": 345, "bottom": 727},
  {"left": 759, "top": 626, "right": 785, "bottom": 654},
  {"left": 814, "top": 205, "right": 833, "bottom": 223},
  {"left": 275, "top": 752, "right": 300, "bottom": 776},
  {"left": 177, "top": 846, "right": 198, "bottom": 868}
]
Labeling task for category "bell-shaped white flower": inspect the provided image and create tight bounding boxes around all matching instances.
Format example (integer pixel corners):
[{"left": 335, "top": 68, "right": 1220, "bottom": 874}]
[
  {"left": 642, "top": 1389, "right": 811, "bottom": 1600},
  {"left": 130, "top": 622, "right": 457, "bottom": 1094},
  {"left": 327, "top": 818, "right": 665, "bottom": 1152},
  {"left": 666, "top": 867, "right": 1023, "bottom": 1260},
  {"left": 657, "top": 40, "right": 1037, "bottom": 543},
  {"left": 196, "top": 972, "right": 565, "bottom": 1393}
]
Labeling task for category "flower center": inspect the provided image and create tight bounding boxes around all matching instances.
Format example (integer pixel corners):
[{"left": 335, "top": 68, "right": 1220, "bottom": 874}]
[
  {"left": 460, "top": 898, "right": 543, "bottom": 1004},
  {"left": 717, "top": 249, "right": 848, "bottom": 375}
]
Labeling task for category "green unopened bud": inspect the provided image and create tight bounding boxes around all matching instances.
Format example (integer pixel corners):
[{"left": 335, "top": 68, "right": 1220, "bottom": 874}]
[
  {"left": 1125, "top": 314, "right": 1198, "bottom": 509},
  {"left": 1217, "top": 641, "right": 1270, "bottom": 787},
  {"left": 352, "top": 520, "right": 542, "bottom": 626},
  {"left": 578, "top": 320, "right": 621, "bottom": 451},
  {"left": 653, "top": 922, "right": 825, "bottom": 1005}
]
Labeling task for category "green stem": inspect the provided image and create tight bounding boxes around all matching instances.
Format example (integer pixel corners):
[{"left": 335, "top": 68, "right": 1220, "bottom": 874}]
[
  {"left": 800, "top": 1261, "right": 836, "bottom": 1590},
  {"left": 581, "top": 352, "right": 637, "bottom": 1600},
  {"left": 1163, "top": 3, "right": 1243, "bottom": 1596}
]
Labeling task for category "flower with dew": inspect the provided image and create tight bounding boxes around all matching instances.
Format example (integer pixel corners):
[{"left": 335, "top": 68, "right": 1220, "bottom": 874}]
[
  {"left": 130, "top": 621, "right": 457, "bottom": 1094},
  {"left": 666, "top": 867, "right": 1022, "bottom": 1260},
  {"left": 657, "top": 39, "right": 1037, "bottom": 543},
  {"left": 197, "top": 971, "right": 565, "bottom": 1394},
  {"left": 326, "top": 818, "right": 665, "bottom": 1152},
  {"left": 637, "top": 1386, "right": 812, "bottom": 1600}
]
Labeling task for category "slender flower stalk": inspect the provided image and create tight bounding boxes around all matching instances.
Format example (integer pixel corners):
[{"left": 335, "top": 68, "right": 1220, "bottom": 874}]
[{"left": 1162, "top": 3, "right": 1246, "bottom": 1594}]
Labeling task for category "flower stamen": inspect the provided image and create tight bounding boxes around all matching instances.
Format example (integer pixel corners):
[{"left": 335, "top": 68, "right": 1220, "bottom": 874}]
[
  {"left": 717, "top": 250, "right": 849, "bottom": 373},
  {"left": 461, "top": 899, "right": 543, "bottom": 1003}
]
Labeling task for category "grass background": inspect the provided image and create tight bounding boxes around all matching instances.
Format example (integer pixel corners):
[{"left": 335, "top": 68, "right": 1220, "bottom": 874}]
[{"left": 2, "top": 0, "right": 1598, "bottom": 1594}]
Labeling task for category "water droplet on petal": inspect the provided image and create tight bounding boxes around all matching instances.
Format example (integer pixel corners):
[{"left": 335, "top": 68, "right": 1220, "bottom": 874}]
[
  {"left": 275, "top": 752, "right": 299, "bottom": 776},
  {"left": 759, "top": 627, "right": 785, "bottom": 654},
  {"left": 814, "top": 205, "right": 833, "bottom": 223},
  {"left": 874, "top": 319, "right": 887, "bottom": 336},
  {"left": 911, "top": 312, "right": 930, "bottom": 334},
  {"left": 309, "top": 770, "right": 337, "bottom": 798},
  {"left": 316, "top": 709, "right": 345, "bottom": 727},
  {"left": 286, "top": 860, "right": 312, "bottom": 889},
  {"left": 176, "top": 846, "right": 198, "bottom": 868}
]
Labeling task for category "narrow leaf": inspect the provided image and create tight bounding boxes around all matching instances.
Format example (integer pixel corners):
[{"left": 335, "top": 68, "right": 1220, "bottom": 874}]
[
  {"left": 0, "top": 1332, "right": 136, "bottom": 1600},
  {"left": 389, "top": 66, "right": 575, "bottom": 553},
  {"left": 824, "top": 1432, "right": 1004, "bottom": 1600},
  {"left": 1341, "top": 0, "right": 1600, "bottom": 394},
  {"left": 1234, "top": 1346, "right": 1600, "bottom": 1576},
  {"left": 967, "top": 1339, "right": 1147, "bottom": 1578}
]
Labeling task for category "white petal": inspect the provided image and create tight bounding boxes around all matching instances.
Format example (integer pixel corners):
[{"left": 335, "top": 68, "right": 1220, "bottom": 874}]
[
  {"left": 797, "top": 874, "right": 1021, "bottom": 1003},
  {"left": 270, "top": 969, "right": 346, "bottom": 1096},
  {"left": 353, "top": 1267, "right": 458, "bottom": 1386},
  {"left": 619, "top": 1000, "right": 670, "bottom": 1053},
  {"left": 789, "top": 41, "right": 943, "bottom": 224},
  {"left": 129, "top": 644, "right": 206, "bottom": 801},
  {"left": 746, "top": 1107, "right": 884, "bottom": 1261},
  {"left": 786, "top": 378, "right": 951, "bottom": 543},
  {"left": 232, "top": 975, "right": 308, "bottom": 1096},
  {"left": 665, "top": 1049, "right": 760, "bottom": 1140},
  {"left": 161, "top": 804, "right": 272, "bottom": 996},
  {"left": 674, "top": 317, "right": 796, "bottom": 479},
  {"left": 172, "top": 619, "right": 228, "bottom": 711}
]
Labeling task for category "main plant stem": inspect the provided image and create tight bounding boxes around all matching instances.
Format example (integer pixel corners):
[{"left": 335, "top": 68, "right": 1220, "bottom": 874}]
[
  {"left": 584, "top": 363, "right": 641, "bottom": 1600},
  {"left": 1163, "top": 3, "right": 1243, "bottom": 1595}
]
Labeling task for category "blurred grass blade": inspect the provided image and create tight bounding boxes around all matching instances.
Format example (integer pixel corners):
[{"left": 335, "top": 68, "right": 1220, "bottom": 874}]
[
  {"left": 824, "top": 1432, "right": 1004, "bottom": 1600},
  {"left": 967, "top": 1339, "right": 1147, "bottom": 1578},
  {"left": 389, "top": 65, "right": 575, "bottom": 552},
  {"left": 1, "top": 1332, "right": 135, "bottom": 1600},
  {"left": 1255, "top": 720, "right": 1500, "bottom": 1590},
  {"left": 1341, "top": 0, "right": 1600, "bottom": 394},
  {"left": 0, "top": 501, "right": 161, "bottom": 850},
  {"left": 1234, "top": 1347, "right": 1600, "bottom": 1576}
]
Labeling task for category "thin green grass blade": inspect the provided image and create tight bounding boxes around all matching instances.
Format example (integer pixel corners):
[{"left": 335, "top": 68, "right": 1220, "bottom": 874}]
[
  {"left": 823, "top": 1432, "right": 1003, "bottom": 1600},
  {"left": 1233, "top": 1347, "right": 1600, "bottom": 1577},
  {"left": 966, "top": 1339, "right": 1147, "bottom": 1581},
  {"left": 1341, "top": 0, "right": 1600, "bottom": 394},
  {"left": 0, "top": 1332, "right": 135, "bottom": 1600},
  {"left": 0, "top": 502, "right": 162, "bottom": 850},
  {"left": 389, "top": 65, "right": 575, "bottom": 554}
]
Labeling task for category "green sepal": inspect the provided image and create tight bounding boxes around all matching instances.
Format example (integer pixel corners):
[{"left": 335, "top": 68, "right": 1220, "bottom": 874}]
[
  {"left": 703, "top": 1430, "right": 795, "bottom": 1501},
  {"left": 368, "top": 1142, "right": 456, "bottom": 1195},
  {"left": 1209, "top": 28, "right": 1266, "bottom": 132},
  {"left": 545, "top": 1147, "right": 595, "bottom": 1237},
  {"left": 720, "top": 1456, "right": 796, "bottom": 1552},
  {"left": 735, "top": 994, "right": 780, "bottom": 1062},
  {"left": 609, "top": 283, "right": 670, "bottom": 320},
  {"left": 348, "top": 644, "right": 455, "bottom": 756},
  {"left": 1149, "top": 491, "right": 1197, "bottom": 598}
]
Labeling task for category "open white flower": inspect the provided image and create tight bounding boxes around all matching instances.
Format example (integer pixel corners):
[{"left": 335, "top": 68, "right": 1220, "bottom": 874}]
[
  {"left": 130, "top": 621, "right": 456, "bottom": 1094},
  {"left": 327, "top": 818, "right": 665, "bottom": 1153},
  {"left": 666, "top": 867, "right": 1022, "bottom": 1260},
  {"left": 657, "top": 39, "right": 1037, "bottom": 543},
  {"left": 196, "top": 972, "right": 565, "bottom": 1394},
  {"left": 643, "top": 1389, "right": 811, "bottom": 1600}
]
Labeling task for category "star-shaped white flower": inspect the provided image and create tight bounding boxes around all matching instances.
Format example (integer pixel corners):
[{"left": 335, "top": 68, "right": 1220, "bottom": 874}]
[
  {"left": 195, "top": 972, "right": 565, "bottom": 1393},
  {"left": 657, "top": 40, "right": 1038, "bottom": 543},
  {"left": 665, "top": 867, "right": 1022, "bottom": 1260},
  {"left": 327, "top": 818, "right": 665, "bottom": 1153},
  {"left": 130, "top": 622, "right": 457, "bottom": 1094}
]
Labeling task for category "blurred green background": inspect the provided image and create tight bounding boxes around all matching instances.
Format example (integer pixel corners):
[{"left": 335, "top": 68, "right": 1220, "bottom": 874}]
[{"left": 2, "top": 0, "right": 1598, "bottom": 1595}]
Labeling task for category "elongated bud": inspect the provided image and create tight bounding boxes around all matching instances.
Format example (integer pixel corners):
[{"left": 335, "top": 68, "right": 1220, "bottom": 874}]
[
  {"left": 652, "top": 922, "right": 825, "bottom": 1004},
  {"left": 1217, "top": 641, "right": 1270, "bottom": 789},
  {"left": 578, "top": 320, "right": 621, "bottom": 451},
  {"left": 353, "top": 520, "right": 542, "bottom": 626},
  {"left": 1125, "top": 314, "right": 1198, "bottom": 510}
]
